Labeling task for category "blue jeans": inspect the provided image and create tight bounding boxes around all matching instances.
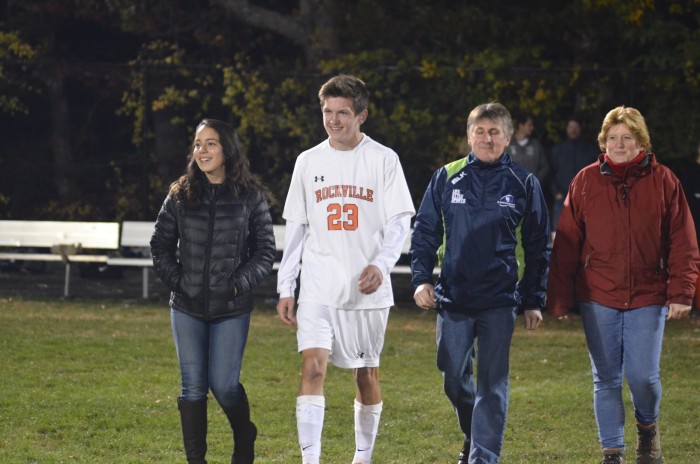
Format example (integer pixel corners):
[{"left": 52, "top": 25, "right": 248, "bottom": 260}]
[
  {"left": 171, "top": 309, "right": 250, "bottom": 408},
  {"left": 579, "top": 302, "right": 667, "bottom": 450},
  {"left": 436, "top": 306, "right": 517, "bottom": 464}
]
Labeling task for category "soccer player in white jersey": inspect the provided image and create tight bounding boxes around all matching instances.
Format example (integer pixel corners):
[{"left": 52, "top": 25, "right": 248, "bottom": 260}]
[{"left": 276, "top": 74, "right": 415, "bottom": 464}]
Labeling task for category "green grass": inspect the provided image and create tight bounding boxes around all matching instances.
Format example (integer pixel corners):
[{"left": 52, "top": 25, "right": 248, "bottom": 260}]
[{"left": 1, "top": 298, "right": 699, "bottom": 463}]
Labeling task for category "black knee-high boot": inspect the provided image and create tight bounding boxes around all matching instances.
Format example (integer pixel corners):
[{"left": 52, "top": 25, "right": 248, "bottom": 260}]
[
  {"left": 178, "top": 397, "right": 208, "bottom": 464},
  {"left": 222, "top": 385, "right": 257, "bottom": 464}
]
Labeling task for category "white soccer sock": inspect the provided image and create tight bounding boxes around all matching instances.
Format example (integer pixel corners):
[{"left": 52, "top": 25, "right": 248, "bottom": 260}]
[
  {"left": 296, "top": 395, "right": 325, "bottom": 464},
  {"left": 352, "top": 400, "right": 383, "bottom": 464}
]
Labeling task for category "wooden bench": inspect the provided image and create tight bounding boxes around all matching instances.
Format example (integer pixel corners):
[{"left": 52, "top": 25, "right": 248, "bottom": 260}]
[
  {"left": 107, "top": 221, "right": 156, "bottom": 299},
  {"left": 272, "top": 224, "right": 285, "bottom": 270},
  {"left": 0, "top": 220, "right": 425, "bottom": 299},
  {"left": 102, "top": 223, "right": 287, "bottom": 298},
  {"left": 0, "top": 220, "right": 120, "bottom": 297},
  {"left": 113, "top": 223, "right": 421, "bottom": 297}
]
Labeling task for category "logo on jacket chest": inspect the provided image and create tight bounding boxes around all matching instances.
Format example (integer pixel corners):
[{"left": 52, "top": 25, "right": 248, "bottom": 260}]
[
  {"left": 497, "top": 194, "right": 516, "bottom": 208},
  {"left": 451, "top": 189, "right": 466, "bottom": 204}
]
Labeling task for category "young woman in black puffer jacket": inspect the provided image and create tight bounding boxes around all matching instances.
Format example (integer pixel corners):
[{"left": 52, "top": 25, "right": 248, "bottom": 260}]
[{"left": 151, "top": 118, "right": 275, "bottom": 464}]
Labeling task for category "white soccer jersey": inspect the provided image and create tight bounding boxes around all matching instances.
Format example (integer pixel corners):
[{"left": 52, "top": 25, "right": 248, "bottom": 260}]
[{"left": 282, "top": 135, "right": 415, "bottom": 309}]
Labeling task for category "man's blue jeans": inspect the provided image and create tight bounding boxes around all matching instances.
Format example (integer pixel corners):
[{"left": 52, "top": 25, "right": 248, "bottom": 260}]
[
  {"left": 171, "top": 309, "right": 250, "bottom": 408},
  {"left": 436, "top": 306, "right": 517, "bottom": 464},
  {"left": 579, "top": 302, "right": 667, "bottom": 451}
]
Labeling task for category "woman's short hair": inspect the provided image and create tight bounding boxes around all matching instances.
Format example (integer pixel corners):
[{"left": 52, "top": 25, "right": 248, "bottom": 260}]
[{"left": 597, "top": 106, "right": 652, "bottom": 152}]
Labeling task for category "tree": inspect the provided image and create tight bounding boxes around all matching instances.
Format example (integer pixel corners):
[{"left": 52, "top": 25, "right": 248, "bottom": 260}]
[
  {"left": 2, "top": 0, "right": 700, "bottom": 220},
  {"left": 210, "top": 0, "right": 339, "bottom": 67}
]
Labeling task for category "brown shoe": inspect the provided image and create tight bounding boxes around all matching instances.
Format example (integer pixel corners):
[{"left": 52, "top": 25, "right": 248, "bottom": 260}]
[
  {"left": 636, "top": 422, "right": 663, "bottom": 464},
  {"left": 601, "top": 448, "right": 624, "bottom": 464}
]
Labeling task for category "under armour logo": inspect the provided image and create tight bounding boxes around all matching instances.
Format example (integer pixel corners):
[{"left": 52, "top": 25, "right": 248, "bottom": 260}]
[
  {"left": 314, "top": 176, "right": 324, "bottom": 182},
  {"left": 357, "top": 352, "right": 365, "bottom": 359}
]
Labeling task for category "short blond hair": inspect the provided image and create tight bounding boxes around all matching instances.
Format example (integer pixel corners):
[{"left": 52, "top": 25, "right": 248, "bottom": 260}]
[{"left": 597, "top": 106, "right": 651, "bottom": 152}]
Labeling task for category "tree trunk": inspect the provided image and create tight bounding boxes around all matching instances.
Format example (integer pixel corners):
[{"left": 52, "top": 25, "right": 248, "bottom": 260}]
[
  {"left": 211, "top": 0, "right": 338, "bottom": 67},
  {"left": 153, "top": 108, "right": 185, "bottom": 184},
  {"left": 43, "top": 73, "right": 75, "bottom": 202}
]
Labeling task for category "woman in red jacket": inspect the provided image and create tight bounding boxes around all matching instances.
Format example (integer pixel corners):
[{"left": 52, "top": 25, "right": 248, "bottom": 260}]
[{"left": 547, "top": 106, "right": 699, "bottom": 464}]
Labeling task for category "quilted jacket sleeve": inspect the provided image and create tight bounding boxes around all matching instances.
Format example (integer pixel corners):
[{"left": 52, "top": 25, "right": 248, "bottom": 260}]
[
  {"left": 231, "top": 190, "right": 276, "bottom": 295},
  {"left": 150, "top": 195, "right": 182, "bottom": 293}
]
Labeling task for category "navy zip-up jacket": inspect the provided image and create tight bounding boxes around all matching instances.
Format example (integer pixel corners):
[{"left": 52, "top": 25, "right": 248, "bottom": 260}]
[{"left": 410, "top": 152, "right": 551, "bottom": 313}]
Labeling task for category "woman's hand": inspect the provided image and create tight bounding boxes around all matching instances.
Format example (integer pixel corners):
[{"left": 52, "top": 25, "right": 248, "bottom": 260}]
[{"left": 667, "top": 303, "right": 691, "bottom": 320}]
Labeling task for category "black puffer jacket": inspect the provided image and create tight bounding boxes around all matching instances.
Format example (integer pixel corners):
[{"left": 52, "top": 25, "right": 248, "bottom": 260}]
[{"left": 150, "top": 184, "right": 275, "bottom": 321}]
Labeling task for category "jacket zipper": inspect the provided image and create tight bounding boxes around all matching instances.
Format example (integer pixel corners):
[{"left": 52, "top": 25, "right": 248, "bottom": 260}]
[
  {"left": 625, "top": 185, "right": 632, "bottom": 306},
  {"left": 203, "top": 187, "right": 217, "bottom": 319}
]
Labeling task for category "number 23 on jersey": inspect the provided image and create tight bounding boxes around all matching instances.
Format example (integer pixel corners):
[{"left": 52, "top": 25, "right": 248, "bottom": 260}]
[{"left": 327, "top": 203, "right": 358, "bottom": 230}]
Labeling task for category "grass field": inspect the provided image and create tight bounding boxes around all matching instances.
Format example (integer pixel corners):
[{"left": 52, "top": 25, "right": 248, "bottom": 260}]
[{"left": 1, "top": 297, "right": 699, "bottom": 463}]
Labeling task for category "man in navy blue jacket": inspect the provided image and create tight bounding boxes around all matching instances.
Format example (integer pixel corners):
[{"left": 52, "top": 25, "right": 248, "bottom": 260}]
[{"left": 411, "top": 102, "right": 551, "bottom": 464}]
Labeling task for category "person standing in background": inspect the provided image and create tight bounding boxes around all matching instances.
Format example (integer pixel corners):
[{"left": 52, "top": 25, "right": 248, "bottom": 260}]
[
  {"left": 677, "top": 140, "right": 700, "bottom": 310},
  {"left": 549, "top": 116, "right": 599, "bottom": 238},
  {"left": 677, "top": 140, "right": 700, "bottom": 253},
  {"left": 508, "top": 112, "right": 550, "bottom": 190}
]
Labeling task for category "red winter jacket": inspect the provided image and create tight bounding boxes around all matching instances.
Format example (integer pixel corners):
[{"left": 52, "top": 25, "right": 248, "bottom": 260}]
[{"left": 547, "top": 153, "right": 700, "bottom": 317}]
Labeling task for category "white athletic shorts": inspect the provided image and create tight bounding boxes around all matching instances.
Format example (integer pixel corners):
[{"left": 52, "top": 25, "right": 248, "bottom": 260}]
[{"left": 296, "top": 303, "right": 390, "bottom": 369}]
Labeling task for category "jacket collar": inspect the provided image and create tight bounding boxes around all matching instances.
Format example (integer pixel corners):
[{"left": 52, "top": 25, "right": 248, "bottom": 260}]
[
  {"left": 205, "top": 182, "right": 226, "bottom": 200},
  {"left": 467, "top": 151, "right": 511, "bottom": 169},
  {"left": 599, "top": 152, "right": 655, "bottom": 180}
]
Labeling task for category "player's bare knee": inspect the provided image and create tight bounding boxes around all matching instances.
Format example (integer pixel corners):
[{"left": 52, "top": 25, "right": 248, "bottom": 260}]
[
  {"left": 353, "top": 367, "right": 379, "bottom": 388},
  {"left": 301, "top": 354, "right": 327, "bottom": 384}
]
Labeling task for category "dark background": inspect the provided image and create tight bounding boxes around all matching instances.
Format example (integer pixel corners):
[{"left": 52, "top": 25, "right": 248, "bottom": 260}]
[{"left": 2, "top": 0, "right": 700, "bottom": 223}]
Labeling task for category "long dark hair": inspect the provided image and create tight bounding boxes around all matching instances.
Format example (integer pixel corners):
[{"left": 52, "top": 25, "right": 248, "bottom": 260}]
[{"left": 169, "top": 119, "right": 266, "bottom": 209}]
